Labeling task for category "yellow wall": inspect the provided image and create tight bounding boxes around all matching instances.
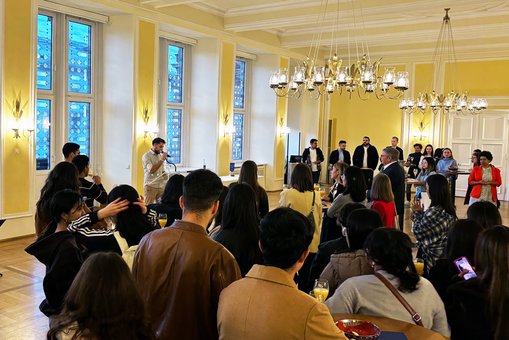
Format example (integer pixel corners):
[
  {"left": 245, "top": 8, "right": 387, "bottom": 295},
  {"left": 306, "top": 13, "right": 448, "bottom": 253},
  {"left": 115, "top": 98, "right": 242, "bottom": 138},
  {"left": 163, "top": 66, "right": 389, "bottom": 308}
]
[
  {"left": 274, "top": 57, "right": 289, "bottom": 178},
  {"left": 410, "top": 63, "right": 434, "bottom": 146},
  {"left": 135, "top": 20, "right": 156, "bottom": 192},
  {"left": 2, "top": 0, "right": 32, "bottom": 215},
  {"left": 217, "top": 41, "right": 235, "bottom": 176}
]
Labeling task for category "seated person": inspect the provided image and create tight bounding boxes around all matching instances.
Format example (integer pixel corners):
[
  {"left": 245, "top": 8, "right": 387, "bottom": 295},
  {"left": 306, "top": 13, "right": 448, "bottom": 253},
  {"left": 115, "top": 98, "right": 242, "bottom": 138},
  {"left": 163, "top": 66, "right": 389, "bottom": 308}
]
[
  {"left": 319, "top": 209, "right": 382, "bottom": 296},
  {"left": 325, "top": 228, "right": 450, "bottom": 337},
  {"left": 218, "top": 207, "right": 347, "bottom": 339},
  {"left": 72, "top": 155, "right": 108, "bottom": 209},
  {"left": 148, "top": 174, "right": 184, "bottom": 227}
]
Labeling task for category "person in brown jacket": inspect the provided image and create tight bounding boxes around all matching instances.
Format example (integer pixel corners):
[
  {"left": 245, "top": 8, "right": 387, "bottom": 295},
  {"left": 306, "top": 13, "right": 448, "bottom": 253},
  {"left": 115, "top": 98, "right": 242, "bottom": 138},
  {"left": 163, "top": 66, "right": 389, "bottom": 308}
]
[
  {"left": 133, "top": 169, "right": 241, "bottom": 340},
  {"left": 217, "top": 208, "right": 347, "bottom": 340}
]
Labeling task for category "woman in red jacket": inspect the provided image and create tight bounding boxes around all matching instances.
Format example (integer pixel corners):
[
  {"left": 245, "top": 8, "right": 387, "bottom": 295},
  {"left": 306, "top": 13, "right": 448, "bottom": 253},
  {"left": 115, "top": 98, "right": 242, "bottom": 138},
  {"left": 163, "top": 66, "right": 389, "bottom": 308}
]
[
  {"left": 368, "top": 173, "right": 396, "bottom": 228},
  {"left": 468, "top": 151, "right": 501, "bottom": 205}
]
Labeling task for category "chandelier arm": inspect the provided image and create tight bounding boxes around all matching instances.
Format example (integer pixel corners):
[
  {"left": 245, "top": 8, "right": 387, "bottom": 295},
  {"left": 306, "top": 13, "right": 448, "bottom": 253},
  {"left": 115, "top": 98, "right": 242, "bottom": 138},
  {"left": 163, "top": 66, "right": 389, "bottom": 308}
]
[{"left": 356, "top": 89, "right": 370, "bottom": 101}]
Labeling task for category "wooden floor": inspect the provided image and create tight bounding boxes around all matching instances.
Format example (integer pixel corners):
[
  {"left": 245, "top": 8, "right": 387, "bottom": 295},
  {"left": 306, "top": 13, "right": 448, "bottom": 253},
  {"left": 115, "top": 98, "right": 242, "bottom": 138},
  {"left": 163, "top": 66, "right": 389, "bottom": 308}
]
[{"left": 1, "top": 194, "right": 508, "bottom": 339}]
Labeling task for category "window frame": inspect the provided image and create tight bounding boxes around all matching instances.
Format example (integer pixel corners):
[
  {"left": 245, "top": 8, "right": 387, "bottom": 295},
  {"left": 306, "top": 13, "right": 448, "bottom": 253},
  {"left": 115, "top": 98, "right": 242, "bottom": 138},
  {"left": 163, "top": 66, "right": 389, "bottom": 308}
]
[{"left": 232, "top": 57, "right": 251, "bottom": 163}]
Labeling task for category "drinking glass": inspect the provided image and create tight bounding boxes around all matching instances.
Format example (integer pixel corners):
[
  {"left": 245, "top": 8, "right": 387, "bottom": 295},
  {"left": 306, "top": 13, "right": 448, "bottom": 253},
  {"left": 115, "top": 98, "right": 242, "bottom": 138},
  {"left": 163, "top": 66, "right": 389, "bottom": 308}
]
[
  {"left": 158, "top": 213, "right": 168, "bottom": 228},
  {"left": 313, "top": 279, "right": 329, "bottom": 302},
  {"left": 413, "top": 168, "right": 419, "bottom": 178}
]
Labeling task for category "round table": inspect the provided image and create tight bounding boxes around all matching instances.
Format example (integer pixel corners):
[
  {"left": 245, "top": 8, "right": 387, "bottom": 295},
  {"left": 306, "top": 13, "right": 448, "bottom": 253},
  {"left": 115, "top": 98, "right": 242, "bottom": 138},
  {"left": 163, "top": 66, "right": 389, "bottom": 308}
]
[{"left": 333, "top": 314, "right": 447, "bottom": 339}]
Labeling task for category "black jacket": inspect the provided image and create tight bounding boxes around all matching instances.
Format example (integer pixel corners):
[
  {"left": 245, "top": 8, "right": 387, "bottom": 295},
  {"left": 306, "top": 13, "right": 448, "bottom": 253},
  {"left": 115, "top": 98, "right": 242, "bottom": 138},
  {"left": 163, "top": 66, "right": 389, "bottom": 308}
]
[
  {"left": 381, "top": 162, "right": 406, "bottom": 215},
  {"left": 302, "top": 147, "right": 325, "bottom": 170},
  {"left": 329, "top": 149, "right": 351, "bottom": 166},
  {"left": 352, "top": 144, "right": 379, "bottom": 170},
  {"left": 395, "top": 146, "right": 404, "bottom": 161},
  {"left": 406, "top": 151, "right": 422, "bottom": 178},
  {"left": 25, "top": 231, "right": 85, "bottom": 317}
]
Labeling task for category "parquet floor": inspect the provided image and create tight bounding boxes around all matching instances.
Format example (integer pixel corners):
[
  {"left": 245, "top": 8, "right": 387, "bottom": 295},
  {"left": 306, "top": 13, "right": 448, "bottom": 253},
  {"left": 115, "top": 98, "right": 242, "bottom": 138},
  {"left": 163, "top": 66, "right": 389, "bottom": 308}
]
[{"left": 1, "top": 194, "right": 507, "bottom": 339}]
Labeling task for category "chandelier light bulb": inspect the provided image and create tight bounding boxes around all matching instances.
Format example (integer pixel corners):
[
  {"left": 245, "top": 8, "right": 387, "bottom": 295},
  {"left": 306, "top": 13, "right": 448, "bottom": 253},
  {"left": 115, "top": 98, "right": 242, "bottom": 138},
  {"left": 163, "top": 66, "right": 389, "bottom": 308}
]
[
  {"left": 394, "top": 72, "right": 409, "bottom": 91},
  {"left": 306, "top": 79, "right": 315, "bottom": 92},
  {"left": 269, "top": 72, "right": 279, "bottom": 88},
  {"left": 293, "top": 66, "right": 304, "bottom": 85},
  {"left": 312, "top": 66, "right": 324, "bottom": 85},
  {"left": 278, "top": 69, "right": 288, "bottom": 86},
  {"left": 336, "top": 67, "right": 348, "bottom": 85},
  {"left": 361, "top": 70, "right": 374, "bottom": 84},
  {"left": 383, "top": 68, "right": 395, "bottom": 85}
]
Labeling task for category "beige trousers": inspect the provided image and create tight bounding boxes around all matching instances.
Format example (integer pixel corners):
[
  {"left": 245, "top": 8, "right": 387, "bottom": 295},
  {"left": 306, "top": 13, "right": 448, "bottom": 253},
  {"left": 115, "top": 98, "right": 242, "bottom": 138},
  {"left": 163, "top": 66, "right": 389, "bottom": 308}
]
[{"left": 144, "top": 185, "right": 164, "bottom": 205}]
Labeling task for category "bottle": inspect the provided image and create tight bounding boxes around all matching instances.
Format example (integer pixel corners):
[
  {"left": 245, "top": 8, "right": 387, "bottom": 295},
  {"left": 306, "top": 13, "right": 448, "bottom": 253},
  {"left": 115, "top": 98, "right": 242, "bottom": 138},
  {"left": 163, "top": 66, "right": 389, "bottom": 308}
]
[{"left": 203, "top": 159, "right": 206, "bottom": 169}]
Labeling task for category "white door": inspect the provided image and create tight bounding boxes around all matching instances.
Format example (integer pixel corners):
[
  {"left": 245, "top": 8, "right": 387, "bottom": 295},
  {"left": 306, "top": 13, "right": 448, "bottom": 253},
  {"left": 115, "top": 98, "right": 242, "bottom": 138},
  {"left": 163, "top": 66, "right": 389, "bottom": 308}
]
[{"left": 446, "top": 111, "right": 508, "bottom": 200}]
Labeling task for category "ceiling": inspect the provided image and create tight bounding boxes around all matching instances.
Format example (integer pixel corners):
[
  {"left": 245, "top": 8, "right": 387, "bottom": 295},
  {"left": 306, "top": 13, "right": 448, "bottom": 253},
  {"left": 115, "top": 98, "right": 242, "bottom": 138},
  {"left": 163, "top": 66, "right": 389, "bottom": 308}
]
[{"left": 136, "top": 0, "right": 509, "bottom": 62}]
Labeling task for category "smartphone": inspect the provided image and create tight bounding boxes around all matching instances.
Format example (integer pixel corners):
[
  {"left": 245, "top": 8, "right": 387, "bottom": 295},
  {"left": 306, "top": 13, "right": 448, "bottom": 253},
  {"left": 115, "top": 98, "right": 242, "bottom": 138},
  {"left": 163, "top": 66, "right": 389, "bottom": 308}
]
[{"left": 454, "top": 256, "right": 477, "bottom": 280}]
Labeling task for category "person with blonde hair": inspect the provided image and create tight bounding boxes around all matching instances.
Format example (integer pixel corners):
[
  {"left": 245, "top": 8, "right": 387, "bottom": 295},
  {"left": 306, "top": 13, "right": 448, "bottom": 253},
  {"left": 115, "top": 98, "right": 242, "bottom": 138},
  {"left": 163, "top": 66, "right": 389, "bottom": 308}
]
[{"left": 368, "top": 173, "right": 396, "bottom": 228}]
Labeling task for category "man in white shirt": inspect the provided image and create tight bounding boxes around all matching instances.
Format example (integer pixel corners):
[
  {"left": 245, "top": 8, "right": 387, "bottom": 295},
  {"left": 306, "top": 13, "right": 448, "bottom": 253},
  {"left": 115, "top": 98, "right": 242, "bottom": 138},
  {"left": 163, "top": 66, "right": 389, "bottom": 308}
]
[
  {"left": 302, "top": 139, "right": 325, "bottom": 184},
  {"left": 353, "top": 136, "right": 379, "bottom": 171},
  {"left": 142, "top": 137, "right": 169, "bottom": 204}
]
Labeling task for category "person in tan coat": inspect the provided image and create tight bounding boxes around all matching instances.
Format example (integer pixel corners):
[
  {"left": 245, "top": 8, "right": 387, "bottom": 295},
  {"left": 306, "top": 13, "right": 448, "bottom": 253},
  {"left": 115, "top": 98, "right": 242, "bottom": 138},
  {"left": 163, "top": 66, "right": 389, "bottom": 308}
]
[{"left": 217, "top": 208, "right": 347, "bottom": 340}]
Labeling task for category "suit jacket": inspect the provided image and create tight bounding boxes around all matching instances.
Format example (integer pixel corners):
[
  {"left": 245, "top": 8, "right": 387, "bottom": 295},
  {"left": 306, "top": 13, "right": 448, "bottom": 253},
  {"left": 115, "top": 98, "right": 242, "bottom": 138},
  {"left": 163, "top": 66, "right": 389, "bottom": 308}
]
[
  {"left": 382, "top": 162, "right": 406, "bottom": 215},
  {"left": 352, "top": 144, "right": 379, "bottom": 170},
  {"left": 406, "top": 151, "right": 422, "bottom": 177},
  {"left": 218, "top": 265, "right": 347, "bottom": 340},
  {"left": 395, "top": 146, "right": 404, "bottom": 160},
  {"left": 302, "top": 147, "right": 325, "bottom": 171},
  {"left": 329, "top": 149, "right": 351, "bottom": 166},
  {"left": 133, "top": 220, "right": 241, "bottom": 340}
]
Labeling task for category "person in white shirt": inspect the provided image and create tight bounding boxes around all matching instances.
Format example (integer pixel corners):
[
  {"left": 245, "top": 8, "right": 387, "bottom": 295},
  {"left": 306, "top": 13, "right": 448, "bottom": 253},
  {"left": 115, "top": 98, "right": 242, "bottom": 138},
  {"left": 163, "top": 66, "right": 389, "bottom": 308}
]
[
  {"left": 352, "top": 136, "right": 379, "bottom": 171},
  {"left": 141, "top": 137, "right": 169, "bottom": 204},
  {"left": 302, "top": 139, "right": 325, "bottom": 184}
]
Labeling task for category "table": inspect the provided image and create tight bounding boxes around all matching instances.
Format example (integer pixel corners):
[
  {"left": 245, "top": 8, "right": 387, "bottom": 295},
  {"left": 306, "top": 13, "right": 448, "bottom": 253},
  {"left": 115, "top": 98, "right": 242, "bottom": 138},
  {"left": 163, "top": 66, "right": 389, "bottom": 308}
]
[{"left": 333, "top": 314, "right": 447, "bottom": 340}]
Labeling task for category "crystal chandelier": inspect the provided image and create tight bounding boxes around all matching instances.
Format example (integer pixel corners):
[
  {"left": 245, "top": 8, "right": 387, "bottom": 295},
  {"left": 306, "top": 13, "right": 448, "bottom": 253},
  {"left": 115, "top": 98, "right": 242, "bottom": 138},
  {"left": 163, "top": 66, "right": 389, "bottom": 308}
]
[
  {"left": 400, "top": 8, "right": 487, "bottom": 115},
  {"left": 269, "top": 0, "right": 409, "bottom": 100}
]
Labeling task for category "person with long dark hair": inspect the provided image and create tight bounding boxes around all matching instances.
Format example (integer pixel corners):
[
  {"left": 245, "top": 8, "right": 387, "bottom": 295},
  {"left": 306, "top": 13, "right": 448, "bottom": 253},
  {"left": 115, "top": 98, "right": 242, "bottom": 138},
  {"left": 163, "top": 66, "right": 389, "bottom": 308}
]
[
  {"left": 214, "top": 183, "right": 263, "bottom": 276},
  {"left": 148, "top": 174, "right": 184, "bottom": 226},
  {"left": 413, "top": 157, "right": 436, "bottom": 199},
  {"left": 109, "top": 185, "right": 159, "bottom": 269},
  {"left": 447, "top": 226, "right": 509, "bottom": 340},
  {"left": 47, "top": 252, "right": 154, "bottom": 339},
  {"left": 320, "top": 162, "right": 349, "bottom": 243},
  {"left": 468, "top": 150, "right": 502, "bottom": 205},
  {"left": 326, "top": 165, "right": 366, "bottom": 219},
  {"left": 412, "top": 174, "right": 457, "bottom": 274},
  {"left": 466, "top": 200, "right": 502, "bottom": 229},
  {"left": 35, "top": 162, "right": 81, "bottom": 236},
  {"left": 238, "top": 160, "right": 269, "bottom": 218},
  {"left": 325, "top": 228, "right": 449, "bottom": 337},
  {"left": 427, "top": 219, "right": 483, "bottom": 304},
  {"left": 419, "top": 144, "right": 434, "bottom": 168},
  {"left": 464, "top": 149, "right": 481, "bottom": 205}
]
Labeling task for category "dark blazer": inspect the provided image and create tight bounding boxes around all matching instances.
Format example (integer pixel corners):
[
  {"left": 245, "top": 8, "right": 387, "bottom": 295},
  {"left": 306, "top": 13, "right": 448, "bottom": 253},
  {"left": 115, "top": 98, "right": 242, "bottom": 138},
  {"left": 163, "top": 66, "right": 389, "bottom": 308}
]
[
  {"left": 406, "top": 151, "right": 422, "bottom": 178},
  {"left": 381, "top": 162, "right": 406, "bottom": 215},
  {"left": 395, "top": 146, "right": 404, "bottom": 161},
  {"left": 329, "top": 149, "right": 351, "bottom": 166},
  {"left": 352, "top": 144, "right": 379, "bottom": 170},
  {"left": 302, "top": 147, "right": 325, "bottom": 170}
]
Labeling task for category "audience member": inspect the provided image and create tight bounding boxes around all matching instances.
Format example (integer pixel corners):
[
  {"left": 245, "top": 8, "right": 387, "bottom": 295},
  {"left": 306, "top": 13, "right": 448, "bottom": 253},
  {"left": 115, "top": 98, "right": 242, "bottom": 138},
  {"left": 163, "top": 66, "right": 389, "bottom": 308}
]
[
  {"left": 368, "top": 173, "right": 396, "bottom": 228},
  {"left": 405, "top": 143, "right": 423, "bottom": 202},
  {"left": 237, "top": 160, "right": 269, "bottom": 218},
  {"left": 325, "top": 228, "right": 449, "bottom": 337},
  {"left": 72, "top": 155, "right": 108, "bottom": 209},
  {"left": 436, "top": 148, "right": 458, "bottom": 181},
  {"left": 35, "top": 162, "right": 80, "bottom": 236},
  {"left": 207, "top": 185, "right": 229, "bottom": 238},
  {"left": 148, "top": 174, "right": 184, "bottom": 226},
  {"left": 62, "top": 142, "right": 80, "bottom": 162},
  {"left": 133, "top": 169, "right": 241, "bottom": 340},
  {"left": 414, "top": 157, "right": 436, "bottom": 199},
  {"left": 380, "top": 147, "right": 406, "bottom": 230},
  {"left": 466, "top": 200, "right": 502, "bottom": 229},
  {"left": 446, "top": 226, "right": 509, "bottom": 340},
  {"left": 419, "top": 144, "right": 434, "bottom": 168},
  {"left": 320, "top": 162, "right": 348, "bottom": 243},
  {"left": 47, "top": 253, "right": 154, "bottom": 340},
  {"left": 427, "top": 219, "right": 482, "bottom": 304},
  {"left": 217, "top": 208, "right": 347, "bottom": 340},
  {"left": 320, "top": 209, "right": 382, "bottom": 295},
  {"left": 302, "top": 138, "right": 325, "bottom": 184},
  {"left": 279, "top": 163, "right": 322, "bottom": 291},
  {"left": 108, "top": 185, "right": 159, "bottom": 269},
  {"left": 26, "top": 190, "right": 86, "bottom": 325},
  {"left": 329, "top": 140, "right": 351, "bottom": 166},
  {"left": 412, "top": 175, "right": 457, "bottom": 274},
  {"left": 391, "top": 136, "right": 404, "bottom": 160},
  {"left": 353, "top": 136, "right": 379, "bottom": 170},
  {"left": 468, "top": 150, "right": 501, "bottom": 205},
  {"left": 213, "top": 183, "right": 263, "bottom": 276},
  {"left": 464, "top": 149, "right": 481, "bottom": 205},
  {"left": 326, "top": 165, "right": 366, "bottom": 219}
]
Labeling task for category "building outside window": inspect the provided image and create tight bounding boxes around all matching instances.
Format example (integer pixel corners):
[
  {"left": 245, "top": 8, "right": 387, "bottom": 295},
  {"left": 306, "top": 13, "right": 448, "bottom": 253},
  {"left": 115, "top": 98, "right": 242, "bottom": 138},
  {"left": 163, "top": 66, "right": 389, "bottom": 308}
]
[{"left": 232, "top": 58, "right": 248, "bottom": 161}]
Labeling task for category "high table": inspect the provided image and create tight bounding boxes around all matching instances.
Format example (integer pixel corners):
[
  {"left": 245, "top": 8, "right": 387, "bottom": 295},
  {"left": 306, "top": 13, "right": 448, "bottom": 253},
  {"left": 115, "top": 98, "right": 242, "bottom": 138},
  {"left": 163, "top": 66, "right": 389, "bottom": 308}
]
[{"left": 333, "top": 314, "right": 448, "bottom": 340}]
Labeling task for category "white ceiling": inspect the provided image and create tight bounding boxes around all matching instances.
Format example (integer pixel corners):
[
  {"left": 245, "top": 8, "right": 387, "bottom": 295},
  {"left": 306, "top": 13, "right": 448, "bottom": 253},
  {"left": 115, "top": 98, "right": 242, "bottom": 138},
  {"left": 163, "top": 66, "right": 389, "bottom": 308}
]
[{"left": 137, "top": 0, "right": 509, "bottom": 61}]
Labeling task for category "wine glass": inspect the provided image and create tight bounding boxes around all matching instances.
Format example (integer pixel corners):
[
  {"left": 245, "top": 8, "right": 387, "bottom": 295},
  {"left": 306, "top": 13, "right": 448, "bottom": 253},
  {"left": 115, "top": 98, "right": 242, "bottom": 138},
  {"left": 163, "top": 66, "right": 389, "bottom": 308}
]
[
  {"left": 158, "top": 213, "right": 168, "bottom": 228},
  {"left": 313, "top": 279, "right": 329, "bottom": 302},
  {"left": 413, "top": 168, "right": 419, "bottom": 178}
]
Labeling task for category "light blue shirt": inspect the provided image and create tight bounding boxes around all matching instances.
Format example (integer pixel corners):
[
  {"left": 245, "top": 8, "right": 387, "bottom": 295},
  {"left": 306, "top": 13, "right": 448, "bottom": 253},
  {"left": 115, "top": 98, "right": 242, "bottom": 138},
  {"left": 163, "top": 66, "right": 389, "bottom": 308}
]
[{"left": 436, "top": 158, "right": 458, "bottom": 179}]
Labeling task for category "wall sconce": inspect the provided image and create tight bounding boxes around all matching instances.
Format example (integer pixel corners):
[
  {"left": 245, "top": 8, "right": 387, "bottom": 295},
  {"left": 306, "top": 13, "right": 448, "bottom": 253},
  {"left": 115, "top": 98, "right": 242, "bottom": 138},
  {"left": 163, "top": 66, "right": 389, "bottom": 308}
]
[
  {"left": 10, "top": 96, "right": 33, "bottom": 139},
  {"left": 142, "top": 106, "right": 158, "bottom": 138},
  {"left": 413, "top": 120, "right": 428, "bottom": 141},
  {"left": 278, "top": 117, "right": 290, "bottom": 137},
  {"left": 223, "top": 113, "right": 236, "bottom": 137}
]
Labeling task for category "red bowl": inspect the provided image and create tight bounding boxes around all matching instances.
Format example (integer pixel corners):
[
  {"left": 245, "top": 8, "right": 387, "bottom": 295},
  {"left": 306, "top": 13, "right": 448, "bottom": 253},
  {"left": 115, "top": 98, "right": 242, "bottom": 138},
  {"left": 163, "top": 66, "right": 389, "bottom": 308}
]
[{"left": 336, "top": 319, "right": 381, "bottom": 340}]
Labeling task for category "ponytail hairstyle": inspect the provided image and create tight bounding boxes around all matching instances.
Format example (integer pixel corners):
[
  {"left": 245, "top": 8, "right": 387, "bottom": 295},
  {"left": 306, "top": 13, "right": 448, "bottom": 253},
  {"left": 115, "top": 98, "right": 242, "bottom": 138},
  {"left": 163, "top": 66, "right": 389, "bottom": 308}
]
[
  {"left": 365, "top": 228, "right": 420, "bottom": 293},
  {"left": 40, "top": 189, "right": 83, "bottom": 239}
]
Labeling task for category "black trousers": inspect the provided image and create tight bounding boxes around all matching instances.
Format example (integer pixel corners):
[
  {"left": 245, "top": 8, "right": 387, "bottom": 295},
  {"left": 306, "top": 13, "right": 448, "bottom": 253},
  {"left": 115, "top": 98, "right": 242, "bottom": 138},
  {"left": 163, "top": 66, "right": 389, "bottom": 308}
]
[{"left": 312, "top": 171, "right": 320, "bottom": 184}]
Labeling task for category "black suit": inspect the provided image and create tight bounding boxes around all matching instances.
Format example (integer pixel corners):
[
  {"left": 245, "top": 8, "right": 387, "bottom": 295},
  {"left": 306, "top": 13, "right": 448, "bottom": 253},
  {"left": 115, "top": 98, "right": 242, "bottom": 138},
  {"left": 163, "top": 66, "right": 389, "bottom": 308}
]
[
  {"left": 406, "top": 151, "right": 422, "bottom": 201},
  {"left": 395, "top": 146, "right": 404, "bottom": 161},
  {"left": 302, "top": 147, "right": 325, "bottom": 183},
  {"left": 352, "top": 144, "right": 379, "bottom": 170},
  {"left": 382, "top": 162, "right": 406, "bottom": 231},
  {"left": 329, "top": 149, "right": 351, "bottom": 166}
]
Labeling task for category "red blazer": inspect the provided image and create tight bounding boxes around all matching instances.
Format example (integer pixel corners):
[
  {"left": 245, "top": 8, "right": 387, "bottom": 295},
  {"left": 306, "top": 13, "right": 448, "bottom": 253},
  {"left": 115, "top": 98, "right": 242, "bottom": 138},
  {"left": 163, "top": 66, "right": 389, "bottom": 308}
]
[
  {"left": 468, "top": 165, "right": 501, "bottom": 202},
  {"left": 368, "top": 200, "right": 396, "bottom": 228}
]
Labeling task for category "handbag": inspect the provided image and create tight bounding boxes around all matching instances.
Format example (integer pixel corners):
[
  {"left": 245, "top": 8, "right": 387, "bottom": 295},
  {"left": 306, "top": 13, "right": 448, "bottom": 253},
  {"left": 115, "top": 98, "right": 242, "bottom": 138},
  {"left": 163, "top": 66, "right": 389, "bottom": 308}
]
[
  {"left": 374, "top": 272, "right": 424, "bottom": 327},
  {"left": 306, "top": 191, "right": 316, "bottom": 230}
]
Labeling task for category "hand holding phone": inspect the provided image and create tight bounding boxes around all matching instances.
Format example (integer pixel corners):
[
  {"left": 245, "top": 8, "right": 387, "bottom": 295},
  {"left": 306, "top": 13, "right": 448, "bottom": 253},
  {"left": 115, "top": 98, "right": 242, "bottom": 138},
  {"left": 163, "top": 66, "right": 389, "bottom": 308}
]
[{"left": 454, "top": 256, "right": 477, "bottom": 280}]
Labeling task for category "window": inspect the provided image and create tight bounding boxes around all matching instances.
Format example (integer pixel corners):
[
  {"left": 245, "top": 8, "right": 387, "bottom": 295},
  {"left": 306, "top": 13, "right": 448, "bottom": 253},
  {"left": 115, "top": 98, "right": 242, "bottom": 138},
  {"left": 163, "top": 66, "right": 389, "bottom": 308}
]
[
  {"left": 232, "top": 59, "right": 248, "bottom": 161},
  {"left": 36, "top": 12, "right": 98, "bottom": 170},
  {"left": 163, "top": 43, "right": 185, "bottom": 164}
]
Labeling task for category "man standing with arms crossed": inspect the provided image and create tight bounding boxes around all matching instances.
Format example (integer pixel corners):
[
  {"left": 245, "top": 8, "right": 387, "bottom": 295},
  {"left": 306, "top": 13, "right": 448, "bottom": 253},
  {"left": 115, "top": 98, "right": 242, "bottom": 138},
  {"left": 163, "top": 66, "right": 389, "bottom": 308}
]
[{"left": 142, "top": 137, "right": 168, "bottom": 204}]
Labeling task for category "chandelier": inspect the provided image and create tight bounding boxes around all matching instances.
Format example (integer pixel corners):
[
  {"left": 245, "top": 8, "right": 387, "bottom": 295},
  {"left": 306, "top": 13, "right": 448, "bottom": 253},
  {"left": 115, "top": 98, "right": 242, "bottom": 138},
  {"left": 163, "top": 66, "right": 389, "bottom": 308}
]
[
  {"left": 400, "top": 8, "right": 487, "bottom": 115},
  {"left": 269, "top": 0, "right": 409, "bottom": 100}
]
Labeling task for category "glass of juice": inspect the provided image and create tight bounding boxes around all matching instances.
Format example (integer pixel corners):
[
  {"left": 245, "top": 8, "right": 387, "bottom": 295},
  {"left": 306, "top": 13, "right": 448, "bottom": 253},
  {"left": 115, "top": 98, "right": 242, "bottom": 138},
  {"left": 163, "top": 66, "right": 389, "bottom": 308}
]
[
  {"left": 313, "top": 279, "right": 329, "bottom": 302},
  {"left": 158, "top": 213, "right": 167, "bottom": 228},
  {"left": 414, "top": 258, "right": 424, "bottom": 275}
]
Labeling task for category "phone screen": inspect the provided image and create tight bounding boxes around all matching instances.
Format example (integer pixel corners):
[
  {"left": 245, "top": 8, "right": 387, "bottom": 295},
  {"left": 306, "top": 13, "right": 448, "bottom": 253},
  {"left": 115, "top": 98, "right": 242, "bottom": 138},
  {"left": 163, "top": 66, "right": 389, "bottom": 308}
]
[{"left": 454, "top": 256, "right": 477, "bottom": 280}]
